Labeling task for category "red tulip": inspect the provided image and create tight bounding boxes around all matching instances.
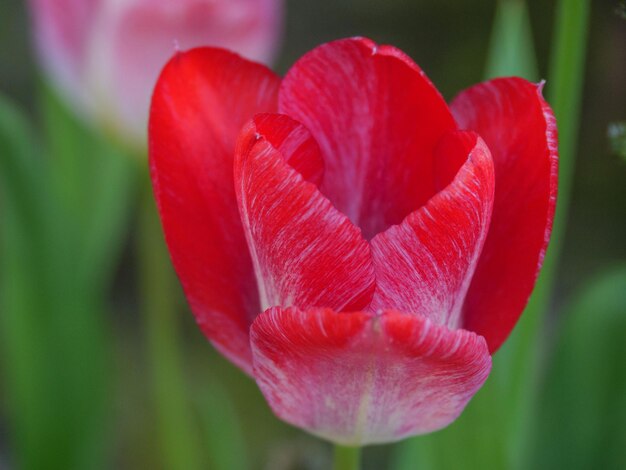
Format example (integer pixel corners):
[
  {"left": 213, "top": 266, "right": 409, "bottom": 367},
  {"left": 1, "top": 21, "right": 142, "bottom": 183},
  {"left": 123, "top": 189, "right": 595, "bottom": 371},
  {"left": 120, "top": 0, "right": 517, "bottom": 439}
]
[
  {"left": 149, "top": 38, "right": 557, "bottom": 444},
  {"left": 28, "top": 0, "right": 283, "bottom": 148}
]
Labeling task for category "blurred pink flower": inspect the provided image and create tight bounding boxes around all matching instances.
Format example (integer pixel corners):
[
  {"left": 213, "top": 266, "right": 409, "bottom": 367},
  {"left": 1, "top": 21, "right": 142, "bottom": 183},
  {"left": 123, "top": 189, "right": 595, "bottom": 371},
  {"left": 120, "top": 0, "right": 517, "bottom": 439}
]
[{"left": 28, "top": 0, "right": 283, "bottom": 148}]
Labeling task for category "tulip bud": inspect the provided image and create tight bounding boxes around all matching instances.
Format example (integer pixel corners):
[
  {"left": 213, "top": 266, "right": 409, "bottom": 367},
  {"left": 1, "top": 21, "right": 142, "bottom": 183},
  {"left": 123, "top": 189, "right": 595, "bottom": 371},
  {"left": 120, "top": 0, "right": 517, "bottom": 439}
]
[
  {"left": 148, "top": 38, "right": 558, "bottom": 444},
  {"left": 28, "top": 0, "right": 283, "bottom": 150}
]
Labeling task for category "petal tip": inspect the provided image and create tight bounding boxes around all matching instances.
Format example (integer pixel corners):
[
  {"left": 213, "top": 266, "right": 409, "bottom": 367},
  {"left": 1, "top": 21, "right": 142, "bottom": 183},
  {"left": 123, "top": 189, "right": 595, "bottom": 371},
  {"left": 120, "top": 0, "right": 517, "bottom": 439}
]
[{"left": 537, "top": 79, "right": 547, "bottom": 95}]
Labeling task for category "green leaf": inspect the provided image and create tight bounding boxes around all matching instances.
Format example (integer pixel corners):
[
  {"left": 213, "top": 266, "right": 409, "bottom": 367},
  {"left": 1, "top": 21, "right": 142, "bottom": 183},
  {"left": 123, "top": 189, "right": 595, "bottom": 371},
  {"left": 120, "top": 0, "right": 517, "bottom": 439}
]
[
  {"left": 0, "top": 93, "right": 52, "bottom": 470},
  {"left": 38, "top": 85, "right": 136, "bottom": 295},
  {"left": 485, "top": 0, "right": 538, "bottom": 80},
  {"left": 0, "top": 94, "right": 111, "bottom": 470},
  {"left": 197, "top": 378, "right": 250, "bottom": 470},
  {"left": 0, "top": 88, "right": 134, "bottom": 469},
  {"left": 529, "top": 266, "right": 626, "bottom": 469},
  {"left": 0, "top": 94, "right": 46, "bottom": 237}
]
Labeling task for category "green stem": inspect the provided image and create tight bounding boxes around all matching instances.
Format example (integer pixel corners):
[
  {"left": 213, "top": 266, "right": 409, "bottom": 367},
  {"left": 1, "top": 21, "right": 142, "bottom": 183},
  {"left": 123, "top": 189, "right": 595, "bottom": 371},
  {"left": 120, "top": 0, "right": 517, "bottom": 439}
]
[
  {"left": 333, "top": 445, "right": 361, "bottom": 470},
  {"left": 138, "top": 173, "right": 203, "bottom": 470}
]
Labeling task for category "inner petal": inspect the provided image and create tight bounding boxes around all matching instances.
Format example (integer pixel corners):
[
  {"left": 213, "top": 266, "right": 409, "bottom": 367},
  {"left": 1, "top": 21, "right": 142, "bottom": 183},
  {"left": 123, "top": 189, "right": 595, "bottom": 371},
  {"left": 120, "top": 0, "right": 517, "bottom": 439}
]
[
  {"left": 369, "top": 131, "right": 495, "bottom": 330},
  {"left": 234, "top": 115, "right": 375, "bottom": 314},
  {"left": 279, "top": 37, "right": 457, "bottom": 240},
  {"left": 252, "top": 113, "right": 324, "bottom": 186}
]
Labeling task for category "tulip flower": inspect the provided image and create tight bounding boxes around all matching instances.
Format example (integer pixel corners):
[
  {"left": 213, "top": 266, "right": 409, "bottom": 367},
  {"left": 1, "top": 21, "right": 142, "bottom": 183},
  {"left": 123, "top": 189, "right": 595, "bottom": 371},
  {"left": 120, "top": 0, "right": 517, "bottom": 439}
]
[
  {"left": 149, "top": 38, "right": 557, "bottom": 445},
  {"left": 28, "top": 0, "right": 283, "bottom": 148}
]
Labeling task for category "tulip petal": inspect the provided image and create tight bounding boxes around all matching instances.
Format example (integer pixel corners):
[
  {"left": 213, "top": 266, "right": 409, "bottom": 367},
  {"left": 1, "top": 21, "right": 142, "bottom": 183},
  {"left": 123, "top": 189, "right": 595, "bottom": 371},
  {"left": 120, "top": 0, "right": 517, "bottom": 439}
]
[
  {"left": 252, "top": 113, "right": 324, "bottom": 186},
  {"left": 451, "top": 78, "right": 558, "bottom": 352},
  {"left": 234, "top": 115, "right": 375, "bottom": 313},
  {"left": 149, "top": 47, "right": 280, "bottom": 373},
  {"left": 250, "top": 307, "right": 492, "bottom": 445},
  {"left": 279, "top": 37, "right": 457, "bottom": 239},
  {"left": 369, "top": 131, "right": 494, "bottom": 329}
]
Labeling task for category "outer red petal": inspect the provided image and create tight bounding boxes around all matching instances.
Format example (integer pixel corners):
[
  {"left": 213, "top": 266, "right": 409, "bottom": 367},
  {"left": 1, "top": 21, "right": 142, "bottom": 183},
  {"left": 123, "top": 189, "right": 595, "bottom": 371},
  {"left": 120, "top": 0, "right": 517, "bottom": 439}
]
[
  {"left": 250, "top": 307, "right": 491, "bottom": 445},
  {"left": 234, "top": 116, "right": 375, "bottom": 312},
  {"left": 451, "top": 78, "right": 558, "bottom": 353},
  {"left": 279, "top": 37, "right": 457, "bottom": 239},
  {"left": 149, "top": 47, "right": 280, "bottom": 373},
  {"left": 369, "top": 132, "right": 494, "bottom": 329}
]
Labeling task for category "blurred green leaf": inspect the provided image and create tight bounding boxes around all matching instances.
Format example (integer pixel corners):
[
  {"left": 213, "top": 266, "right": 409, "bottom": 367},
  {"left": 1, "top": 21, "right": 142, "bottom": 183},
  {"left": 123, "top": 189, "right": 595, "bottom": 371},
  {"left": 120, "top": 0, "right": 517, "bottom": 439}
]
[
  {"left": 0, "top": 94, "right": 110, "bottom": 470},
  {"left": 197, "top": 377, "right": 250, "bottom": 470},
  {"left": 39, "top": 85, "right": 136, "bottom": 293},
  {"left": 546, "top": 0, "right": 590, "bottom": 240},
  {"left": 529, "top": 266, "right": 626, "bottom": 470},
  {"left": 0, "top": 96, "right": 43, "bottom": 223},
  {"left": 0, "top": 87, "right": 135, "bottom": 469},
  {"left": 0, "top": 93, "right": 52, "bottom": 470},
  {"left": 38, "top": 87, "right": 136, "bottom": 470},
  {"left": 485, "top": 0, "right": 538, "bottom": 80}
]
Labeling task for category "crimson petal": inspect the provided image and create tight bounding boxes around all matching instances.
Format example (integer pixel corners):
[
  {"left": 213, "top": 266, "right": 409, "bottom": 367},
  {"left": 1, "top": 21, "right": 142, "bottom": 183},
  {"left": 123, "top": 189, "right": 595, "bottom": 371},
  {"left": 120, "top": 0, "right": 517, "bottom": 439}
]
[
  {"left": 252, "top": 113, "right": 325, "bottom": 186},
  {"left": 149, "top": 47, "right": 280, "bottom": 373},
  {"left": 451, "top": 78, "right": 558, "bottom": 353},
  {"left": 234, "top": 115, "right": 376, "bottom": 313},
  {"left": 251, "top": 307, "right": 491, "bottom": 445},
  {"left": 369, "top": 131, "right": 494, "bottom": 329},
  {"left": 279, "top": 37, "right": 457, "bottom": 239}
]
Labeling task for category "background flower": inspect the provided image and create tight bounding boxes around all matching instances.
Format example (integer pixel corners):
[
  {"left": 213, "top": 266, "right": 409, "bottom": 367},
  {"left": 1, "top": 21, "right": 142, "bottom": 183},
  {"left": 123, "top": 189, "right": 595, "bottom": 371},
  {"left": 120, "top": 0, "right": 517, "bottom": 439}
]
[{"left": 28, "top": 0, "right": 284, "bottom": 148}]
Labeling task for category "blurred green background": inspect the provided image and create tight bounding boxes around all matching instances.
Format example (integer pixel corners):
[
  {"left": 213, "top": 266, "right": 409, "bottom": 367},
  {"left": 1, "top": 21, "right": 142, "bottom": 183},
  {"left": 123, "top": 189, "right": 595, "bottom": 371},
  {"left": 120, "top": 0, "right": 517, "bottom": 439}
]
[{"left": 0, "top": 0, "right": 625, "bottom": 469}]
